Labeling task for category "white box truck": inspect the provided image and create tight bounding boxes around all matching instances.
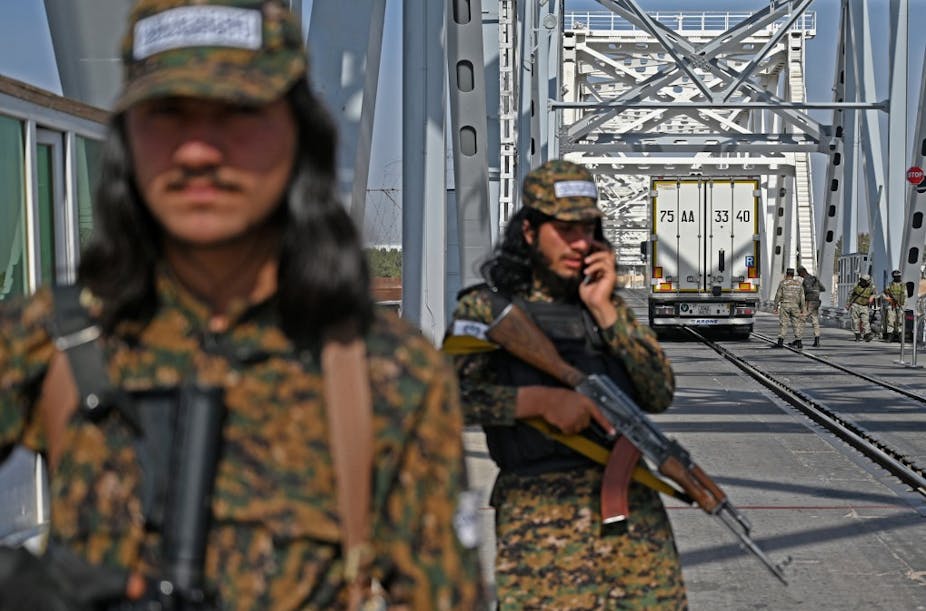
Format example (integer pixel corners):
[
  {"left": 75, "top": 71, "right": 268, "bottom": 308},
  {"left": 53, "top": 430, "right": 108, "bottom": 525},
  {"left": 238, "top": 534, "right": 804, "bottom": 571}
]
[{"left": 646, "top": 177, "right": 761, "bottom": 336}]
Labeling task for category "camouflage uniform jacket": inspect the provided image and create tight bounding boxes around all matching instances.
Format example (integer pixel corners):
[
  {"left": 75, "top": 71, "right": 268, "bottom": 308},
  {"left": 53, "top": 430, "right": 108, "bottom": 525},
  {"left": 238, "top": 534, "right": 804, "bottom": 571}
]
[
  {"left": 884, "top": 282, "right": 906, "bottom": 307},
  {"left": 848, "top": 283, "right": 875, "bottom": 306},
  {"left": 449, "top": 282, "right": 675, "bottom": 427},
  {"left": 0, "top": 274, "right": 480, "bottom": 610},
  {"left": 801, "top": 274, "right": 826, "bottom": 302},
  {"left": 774, "top": 277, "right": 805, "bottom": 309}
]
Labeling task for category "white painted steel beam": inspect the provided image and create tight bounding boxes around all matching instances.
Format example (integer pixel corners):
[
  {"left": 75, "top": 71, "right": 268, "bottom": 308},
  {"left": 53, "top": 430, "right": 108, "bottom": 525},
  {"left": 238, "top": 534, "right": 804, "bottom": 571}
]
[
  {"left": 307, "top": 0, "right": 386, "bottom": 227},
  {"left": 403, "top": 0, "right": 446, "bottom": 339},
  {"left": 446, "top": 0, "right": 494, "bottom": 291},
  {"left": 898, "top": 45, "right": 926, "bottom": 303},
  {"left": 816, "top": 1, "right": 849, "bottom": 295}
]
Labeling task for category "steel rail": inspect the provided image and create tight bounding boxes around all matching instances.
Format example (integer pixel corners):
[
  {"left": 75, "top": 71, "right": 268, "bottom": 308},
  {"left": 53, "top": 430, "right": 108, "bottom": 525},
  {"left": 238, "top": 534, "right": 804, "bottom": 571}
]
[
  {"left": 750, "top": 331, "right": 926, "bottom": 405},
  {"left": 685, "top": 327, "right": 926, "bottom": 498}
]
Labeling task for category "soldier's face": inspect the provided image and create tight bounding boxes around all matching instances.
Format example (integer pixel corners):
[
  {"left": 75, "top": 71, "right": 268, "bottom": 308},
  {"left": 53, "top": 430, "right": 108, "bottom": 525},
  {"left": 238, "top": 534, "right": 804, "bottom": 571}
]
[
  {"left": 523, "top": 218, "right": 596, "bottom": 279},
  {"left": 126, "top": 96, "right": 296, "bottom": 247}
]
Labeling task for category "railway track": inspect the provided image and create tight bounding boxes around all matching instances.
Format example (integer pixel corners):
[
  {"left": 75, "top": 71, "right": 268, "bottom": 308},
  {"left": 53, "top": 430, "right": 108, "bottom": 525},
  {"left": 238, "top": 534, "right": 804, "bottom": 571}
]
[
  {"left": 749, "top": 331, "right": 926, "bottom": 405},
  {"left": 684, "top": 326, "right": 926, "bottom": 500}
]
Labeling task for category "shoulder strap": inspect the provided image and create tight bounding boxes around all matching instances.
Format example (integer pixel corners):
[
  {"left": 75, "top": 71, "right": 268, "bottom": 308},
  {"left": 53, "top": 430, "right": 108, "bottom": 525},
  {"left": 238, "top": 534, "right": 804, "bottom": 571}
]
[
  {"left": 321, "top": 334, "right": 374, "bottom": 609},
  {"left": 37, "top": 285, "right": 112, "bottom": 470}
]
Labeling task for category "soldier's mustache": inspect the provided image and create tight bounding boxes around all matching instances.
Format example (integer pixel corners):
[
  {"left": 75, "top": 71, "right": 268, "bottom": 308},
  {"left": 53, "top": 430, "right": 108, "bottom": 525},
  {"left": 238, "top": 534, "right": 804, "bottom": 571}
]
[{"left": 168, "top": 167, "right": 239, "bottom": 192}]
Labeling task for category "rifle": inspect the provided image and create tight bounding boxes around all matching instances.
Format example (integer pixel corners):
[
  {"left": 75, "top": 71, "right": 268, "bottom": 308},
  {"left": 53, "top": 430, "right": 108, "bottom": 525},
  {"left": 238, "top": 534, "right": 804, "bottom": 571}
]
[{"left": 486, "top": 301, "right": 790, "bottom": 585}]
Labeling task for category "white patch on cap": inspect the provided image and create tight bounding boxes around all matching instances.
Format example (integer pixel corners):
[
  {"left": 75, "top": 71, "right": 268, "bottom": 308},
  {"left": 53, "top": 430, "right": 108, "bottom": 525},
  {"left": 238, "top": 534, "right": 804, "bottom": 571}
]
[
  {"left": 134, "top": 6, "right": 262, "bottom": 60},
  {"left": 553, "top": 180, "right": 597, "bottom": 199}
]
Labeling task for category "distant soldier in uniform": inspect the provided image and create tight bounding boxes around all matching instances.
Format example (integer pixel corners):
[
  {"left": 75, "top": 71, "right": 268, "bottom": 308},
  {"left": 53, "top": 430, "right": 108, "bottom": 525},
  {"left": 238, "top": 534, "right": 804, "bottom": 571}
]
[
  {"left": 883, "top": 269, "right": 906, "bottom": 342},
  {"left": 444, "top": 160, "right": 686, "bottom": 609},
  {"left": 847, "top": 274, "right": 877, "bottom": 342},
  {"left": 0, "top": 1, "right": 481, "bottom": 608},
  {"left": 773, "top": 267, "right": 806, "bottom": 348},
  {"left": 796, "top": 265, "right": 826, "bottom": 347}
]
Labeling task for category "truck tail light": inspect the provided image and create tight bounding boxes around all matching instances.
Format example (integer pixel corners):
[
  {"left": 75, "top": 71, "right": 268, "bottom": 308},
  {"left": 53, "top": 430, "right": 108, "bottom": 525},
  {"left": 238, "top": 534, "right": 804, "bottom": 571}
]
[{"left": 747, "top": 266, "right": 758, "bottom": 279}]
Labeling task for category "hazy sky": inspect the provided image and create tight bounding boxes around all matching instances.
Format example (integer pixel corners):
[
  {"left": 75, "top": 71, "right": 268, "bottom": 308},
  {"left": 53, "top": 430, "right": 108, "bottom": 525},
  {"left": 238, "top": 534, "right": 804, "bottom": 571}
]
[{"left": 0, "top": 0, "right": 60, "bottom": 93}]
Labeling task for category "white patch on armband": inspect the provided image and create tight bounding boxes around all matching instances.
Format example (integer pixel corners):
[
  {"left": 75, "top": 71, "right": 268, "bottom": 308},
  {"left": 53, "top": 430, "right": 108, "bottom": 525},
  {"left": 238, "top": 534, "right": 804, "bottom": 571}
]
[
  {"left": 134, "top": 6, "right": 262, "bottom": 60},
  {"left": 553, "top": 180, "right": 597, "bottom": 199},
  {"left": 453, "top": 490, "right": 481, "bottom": 549},
  {"left": 452, "top": 319, "right": 489, "bottom": 340}
]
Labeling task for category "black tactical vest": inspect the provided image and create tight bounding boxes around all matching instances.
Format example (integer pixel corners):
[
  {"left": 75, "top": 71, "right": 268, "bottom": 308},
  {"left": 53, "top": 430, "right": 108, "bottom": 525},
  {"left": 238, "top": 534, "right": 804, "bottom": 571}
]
[{"left": 484, "top": 298, "right": 637, "bottom": 475}]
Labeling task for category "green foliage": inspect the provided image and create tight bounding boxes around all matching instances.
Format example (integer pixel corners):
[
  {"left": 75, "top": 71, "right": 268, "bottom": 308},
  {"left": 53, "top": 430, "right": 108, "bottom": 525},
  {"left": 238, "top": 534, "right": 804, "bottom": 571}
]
[{"left": 365, "top": 248, "right": 402, "bottom": 278}]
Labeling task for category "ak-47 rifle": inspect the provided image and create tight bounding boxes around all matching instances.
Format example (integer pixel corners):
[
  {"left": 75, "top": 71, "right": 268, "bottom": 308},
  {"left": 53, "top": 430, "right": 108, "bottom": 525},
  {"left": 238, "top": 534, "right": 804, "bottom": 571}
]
[{"left": 486, "top": 300, "right": 790, "bottom": 585}]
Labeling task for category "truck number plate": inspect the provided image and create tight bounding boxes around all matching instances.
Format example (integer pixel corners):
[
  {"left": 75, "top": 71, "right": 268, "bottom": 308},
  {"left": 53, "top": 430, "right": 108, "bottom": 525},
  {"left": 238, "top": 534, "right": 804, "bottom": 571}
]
[{"left": 679, "top": 303, "right": 729, "bottom": 316}]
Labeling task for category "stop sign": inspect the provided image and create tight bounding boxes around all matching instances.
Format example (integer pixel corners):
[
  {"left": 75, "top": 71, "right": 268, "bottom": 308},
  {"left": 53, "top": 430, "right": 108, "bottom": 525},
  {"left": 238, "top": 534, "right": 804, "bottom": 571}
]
[{"left": 907, "top": 166, "right": 925, "bottom": 184}]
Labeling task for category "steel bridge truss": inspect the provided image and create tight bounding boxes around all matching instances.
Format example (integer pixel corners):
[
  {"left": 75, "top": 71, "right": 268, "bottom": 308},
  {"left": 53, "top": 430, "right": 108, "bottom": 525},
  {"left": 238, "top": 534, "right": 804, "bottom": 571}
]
[{"left": 39, "top": 0, "right": 925, "bottom": 335}]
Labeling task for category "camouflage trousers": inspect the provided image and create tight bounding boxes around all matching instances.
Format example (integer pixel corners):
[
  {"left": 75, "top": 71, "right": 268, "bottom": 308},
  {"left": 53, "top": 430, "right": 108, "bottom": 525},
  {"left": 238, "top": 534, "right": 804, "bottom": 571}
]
[
  {"left": 491, "top": 467, "right": 687, "bottom": 610},
  {"left": 885, "top": 306, "right": 903, "bottom": 334},
  {"left": 849, "top": 303, "right": 871, "bottom": 336},
  {"left": 805, "top": 300, "right": 821, "bottom": 337},
  {"left": 777, "top": 306, "right": 804, "bottom": 340}
]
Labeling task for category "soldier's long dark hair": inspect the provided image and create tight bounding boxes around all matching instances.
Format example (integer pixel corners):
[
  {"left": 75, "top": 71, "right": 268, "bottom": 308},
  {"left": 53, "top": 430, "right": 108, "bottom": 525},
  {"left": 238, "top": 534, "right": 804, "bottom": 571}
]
[
  {"left": 78, "top": 78, "right": 372, "bottom": 347},
  {"left": 480, "top": 205, "right": 608, "bottom": 296}
]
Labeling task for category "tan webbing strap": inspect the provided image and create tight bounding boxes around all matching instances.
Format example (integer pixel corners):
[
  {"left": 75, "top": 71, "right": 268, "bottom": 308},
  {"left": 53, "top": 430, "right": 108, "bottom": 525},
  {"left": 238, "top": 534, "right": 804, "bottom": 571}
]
[
  {"left": 321, "top": 336, "right": 374, "bottom": 610},
  {"left": 35, "top": 351, "right": 80, "bottom": 472},
  {"left": 524, "top": 417, "right": 690, "bottom": 503}
]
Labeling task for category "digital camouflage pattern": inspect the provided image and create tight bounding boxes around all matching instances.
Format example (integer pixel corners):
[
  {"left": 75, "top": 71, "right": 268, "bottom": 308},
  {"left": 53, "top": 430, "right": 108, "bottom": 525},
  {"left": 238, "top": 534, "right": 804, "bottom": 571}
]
[
  {"left": 0, "top": 273, "right": 481, "bottom": 610},
  {"left": 521, "top": 160, "right": 604, "bottom": 222},
  {"left": 447, "top": 282, "right": 685, "bottom": 609},
  {"left": 115, "top": 0, "right": 307, "bottom": 111},
  {"left": 493, "top": 469, "right": 686, "bottom": 610},
  {"left": 774, "top": 276, "right": 805, "bottom": 341}
]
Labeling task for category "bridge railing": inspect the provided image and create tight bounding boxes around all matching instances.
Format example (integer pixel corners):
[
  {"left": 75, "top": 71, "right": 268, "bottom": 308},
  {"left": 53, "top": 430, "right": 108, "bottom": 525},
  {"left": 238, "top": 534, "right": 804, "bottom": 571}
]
[{"left": 564, "top": 11, "right": 816, "bottom": 35}]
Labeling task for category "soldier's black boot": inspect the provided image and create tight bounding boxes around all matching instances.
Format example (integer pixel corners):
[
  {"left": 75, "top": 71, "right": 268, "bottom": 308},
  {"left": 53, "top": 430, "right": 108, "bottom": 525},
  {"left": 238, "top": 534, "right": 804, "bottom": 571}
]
[
  {"left": 893, "top": 333, "right": 901, "bottom": 343},
  {"left": 773, "top": 338, "right": 784, "bottom": 348},
  {"left": 788, "top": 339, "right": 799, "bottom": 347},
  {"left": 812, "top": 336, "right": 820, "bottom": 347},
  {"left": 854, "top": 333, "right": 861, "bottom": 342},
  {"left": 794, "top": 339, "right": 803, "bottom": 349},
  {"left": 864, "top": 332, "right": 873, "bottom": 342}
]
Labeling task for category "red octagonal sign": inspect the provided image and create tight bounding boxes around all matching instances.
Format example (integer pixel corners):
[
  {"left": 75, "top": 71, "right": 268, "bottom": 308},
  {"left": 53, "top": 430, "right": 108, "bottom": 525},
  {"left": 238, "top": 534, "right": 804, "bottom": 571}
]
[{"left": 907, "top": 166, "right": 925, "bottom": 185}]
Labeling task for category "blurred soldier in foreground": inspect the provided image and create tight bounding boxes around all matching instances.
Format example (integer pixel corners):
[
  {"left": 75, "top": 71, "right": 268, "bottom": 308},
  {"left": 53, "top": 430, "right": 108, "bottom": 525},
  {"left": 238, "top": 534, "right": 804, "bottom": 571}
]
[
  {"left": 773, "top": 268, "right": 805, "bottom": 349},
  {"left": 847, "top": 274, "right": 877, "bottom": 342},
  {"left": 882, "top": 270, "right": 906, "bottom": 342},
  {"left": 796, "top": 265, "right": 826, "bottom": 347},
  {"left": 0, "top": 1, "right": 480, "bottom": 608},
  {"left": 444, "top": 160, "right": 686, "bottom": 609}
]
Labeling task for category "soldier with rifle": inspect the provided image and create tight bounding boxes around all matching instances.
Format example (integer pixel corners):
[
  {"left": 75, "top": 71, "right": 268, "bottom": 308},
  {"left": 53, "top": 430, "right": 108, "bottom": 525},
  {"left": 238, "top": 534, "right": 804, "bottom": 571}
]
[
  {"left": 847, "top": 274, "right": 877, "bottom": 342},
  {"left": 882, "top": 270, "right": 906, "bottom": 342},
  {"left": 443, "top": 160, "right": 688, "bottom": 609},
  {"left": 0, "top": 1, "right": 482, "bottom": 608}
]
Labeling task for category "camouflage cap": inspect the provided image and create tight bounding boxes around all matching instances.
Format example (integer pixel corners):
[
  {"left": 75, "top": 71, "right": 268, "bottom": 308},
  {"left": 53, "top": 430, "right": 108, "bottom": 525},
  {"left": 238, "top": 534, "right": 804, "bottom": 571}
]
[
  {"left": 860, "top": 274, "right": 871, "bottom": 281},
  {"left": 796, "top": 265, "right": 807, "bottom": 274},
  {"left": 522, "top": 160, "right": 603, "bottom": 222},
  {"left": 785, "top": 267, "right": 795, "bottom": 275},
  {"left": 114, "top": 0, "right": 307, "bottom": 112}
]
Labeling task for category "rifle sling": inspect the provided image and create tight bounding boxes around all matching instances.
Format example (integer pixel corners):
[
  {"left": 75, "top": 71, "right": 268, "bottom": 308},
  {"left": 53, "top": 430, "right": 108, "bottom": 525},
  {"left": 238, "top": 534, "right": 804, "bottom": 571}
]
[
  {"left": 524, "top": 418, "right": 691, "bottom": 504},
  {"left": 321, "top": 335, "right": 374, "bottom": 609},
  {"left": 39, "top": 285, "right": 113, "bottom": 471}
]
